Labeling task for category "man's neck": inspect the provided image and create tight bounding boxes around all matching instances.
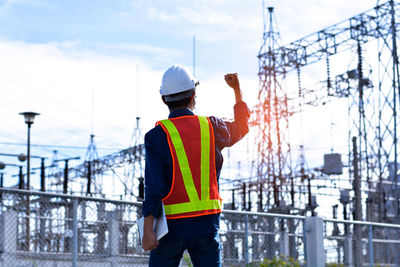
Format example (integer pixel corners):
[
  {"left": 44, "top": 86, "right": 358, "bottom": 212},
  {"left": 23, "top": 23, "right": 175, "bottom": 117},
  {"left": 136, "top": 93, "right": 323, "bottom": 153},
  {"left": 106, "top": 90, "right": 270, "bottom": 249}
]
[{"left": 169, "top": 106, "right": 193, "bottom": 113}]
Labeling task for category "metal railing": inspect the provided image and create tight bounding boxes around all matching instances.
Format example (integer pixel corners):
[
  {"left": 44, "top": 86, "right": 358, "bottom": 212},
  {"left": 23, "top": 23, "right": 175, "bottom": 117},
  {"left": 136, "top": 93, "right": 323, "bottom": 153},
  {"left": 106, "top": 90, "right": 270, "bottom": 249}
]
[
  {"left": 323, "top": 217, "right": 400, "bottom": 266},
  {"left": 0, "top": 188, "right": 399, "bottom": 266},
  {"left": 0, "top": 188, "right": 146, "bottom": 267},
  {"left": 221, "top": 210, "right": 306, "bottom": 266}
]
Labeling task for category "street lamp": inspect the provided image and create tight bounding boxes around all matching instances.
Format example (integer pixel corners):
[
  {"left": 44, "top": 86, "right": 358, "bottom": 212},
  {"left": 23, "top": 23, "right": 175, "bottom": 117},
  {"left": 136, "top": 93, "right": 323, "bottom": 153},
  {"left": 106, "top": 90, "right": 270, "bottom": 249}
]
[{"left": 19, "top": 112, "right": 40, "bottom": 190}]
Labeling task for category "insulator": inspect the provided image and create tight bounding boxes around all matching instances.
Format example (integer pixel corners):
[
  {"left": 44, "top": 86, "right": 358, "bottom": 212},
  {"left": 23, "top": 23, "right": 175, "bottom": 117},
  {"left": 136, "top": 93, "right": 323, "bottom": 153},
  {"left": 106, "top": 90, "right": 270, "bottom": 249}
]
[{"left": 326, "top": 56, "right": 332, "bottom": 90}]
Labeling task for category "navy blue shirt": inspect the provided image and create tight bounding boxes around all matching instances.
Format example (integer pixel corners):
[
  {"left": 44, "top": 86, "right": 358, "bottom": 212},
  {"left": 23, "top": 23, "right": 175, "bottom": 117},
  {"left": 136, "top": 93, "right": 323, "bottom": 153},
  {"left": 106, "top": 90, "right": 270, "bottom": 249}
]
[{"left": 142, "top": 101, "right": 250, "bottom": 238}]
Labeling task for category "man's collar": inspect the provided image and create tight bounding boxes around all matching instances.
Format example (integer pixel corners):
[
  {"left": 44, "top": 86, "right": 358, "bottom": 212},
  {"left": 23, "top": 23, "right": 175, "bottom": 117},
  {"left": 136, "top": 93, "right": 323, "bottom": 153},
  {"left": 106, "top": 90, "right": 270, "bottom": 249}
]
[{"left": 168, "top": 108, "right": 194, "bottom": 118}]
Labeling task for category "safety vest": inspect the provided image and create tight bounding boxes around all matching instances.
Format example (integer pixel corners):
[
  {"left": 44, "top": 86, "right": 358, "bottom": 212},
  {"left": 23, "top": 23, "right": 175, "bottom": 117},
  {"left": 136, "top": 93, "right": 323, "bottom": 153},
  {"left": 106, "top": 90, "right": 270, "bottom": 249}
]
[{"left": 157, "top": 115, "right": 223, "bottom": 219}]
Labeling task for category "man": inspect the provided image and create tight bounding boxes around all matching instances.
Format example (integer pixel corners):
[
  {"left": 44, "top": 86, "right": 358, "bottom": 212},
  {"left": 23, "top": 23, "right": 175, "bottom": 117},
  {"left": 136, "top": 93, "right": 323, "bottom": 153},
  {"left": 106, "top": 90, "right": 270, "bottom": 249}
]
[{"left": 142, "top": 65, "right": 249, "bottom": 267}]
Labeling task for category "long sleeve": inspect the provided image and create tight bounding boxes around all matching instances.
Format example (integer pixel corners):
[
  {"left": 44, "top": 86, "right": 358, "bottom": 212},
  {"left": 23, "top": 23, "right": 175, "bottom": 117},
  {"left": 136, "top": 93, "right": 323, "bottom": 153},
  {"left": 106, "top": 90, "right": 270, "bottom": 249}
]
[
  {"left": 142, "top": 129, "right": 170, "bottom": 218},
  {"left": 141, "top": 103, "right": 250, "bottom": 238},
  {"left": 210, "top": 101, "right": 250, "bottom": 150}
]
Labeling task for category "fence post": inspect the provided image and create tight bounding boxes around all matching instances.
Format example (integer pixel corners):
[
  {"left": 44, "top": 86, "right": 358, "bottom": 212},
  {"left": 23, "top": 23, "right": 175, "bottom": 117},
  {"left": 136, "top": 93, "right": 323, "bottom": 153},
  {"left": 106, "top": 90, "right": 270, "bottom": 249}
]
[
  {"left": 1, "top": 210, "right": 17, "bottom": 266},
  {"left": 305, "top": 216, "right": 325, "bottom": 267},
  {"left": 39, "top": 198, "right": 46, "bottom": 252},
  {"left": 108, "top": 210, "right": 120, "bottom": 266},
  {"left": 344, "top": 234, "right": 353, "bottom": 267},
  {"left": 244, "top": 213, "right": 249, "bottom": 265},
  {"left": 368, "top": 225, "right": 373, "bottom": 267},
  {"left": 303, "top": 219, "right": 307, "bottom": 265},
  {"left": 72, "top": 198, "right": 78, "bottom": 267},
  {"left": 279, "top": 227, "right": 289, "bottom": 257}
]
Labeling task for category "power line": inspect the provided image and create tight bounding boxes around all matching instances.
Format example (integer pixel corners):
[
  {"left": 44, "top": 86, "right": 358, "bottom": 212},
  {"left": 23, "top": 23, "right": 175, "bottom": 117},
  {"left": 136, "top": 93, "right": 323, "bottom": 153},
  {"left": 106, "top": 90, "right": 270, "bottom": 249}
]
[
  {"left": 0, "top": 70, "right": 133, "bottom": 138},
  {"left": 0, "top": 141, "right": 124, "bottom": 151}
]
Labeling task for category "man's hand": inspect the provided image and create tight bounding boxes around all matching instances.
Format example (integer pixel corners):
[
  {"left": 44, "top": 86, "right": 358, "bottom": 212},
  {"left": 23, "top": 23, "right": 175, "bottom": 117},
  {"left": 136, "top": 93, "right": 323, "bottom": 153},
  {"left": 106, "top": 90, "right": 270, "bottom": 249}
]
[
  {"left": 142, "top": 230, "right": 159, "bottom": 251},
  {"left": 142, "top": 215, "right": 159, "bottom": 251},
  {"left": 224, "top": 73, "right": 243, "bottom": 103},
  {"left": 224, "top": 73, "right": 240, "bottom": 90}
]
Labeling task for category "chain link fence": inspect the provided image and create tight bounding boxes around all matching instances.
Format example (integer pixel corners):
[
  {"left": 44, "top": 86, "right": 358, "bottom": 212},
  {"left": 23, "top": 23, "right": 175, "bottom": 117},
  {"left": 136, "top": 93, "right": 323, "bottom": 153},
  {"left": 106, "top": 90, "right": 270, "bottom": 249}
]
[
  {"left": 324, "top": 219, "right": 400, "bottom": 266},
  {"left": 0, "top": 188, "right": 400, "bottom": 266},
  {"left": 0, "top": 189, "right": 147, "bottom": 267},
  {"left": 220, "top": 211, "right": 305, "bottom": 266}
]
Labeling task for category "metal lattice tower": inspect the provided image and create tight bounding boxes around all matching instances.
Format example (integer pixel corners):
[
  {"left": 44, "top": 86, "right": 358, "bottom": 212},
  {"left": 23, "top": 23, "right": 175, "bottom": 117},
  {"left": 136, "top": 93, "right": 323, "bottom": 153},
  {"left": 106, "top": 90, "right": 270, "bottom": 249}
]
[
  {"left": 252, "top": 3, "right": 400, "bottom": 263},
  {"left": 255, "top": 5, "right": 292, "bottom": 211},
  {"left": 127, "top": 116, "right": 144, "bottom": 201},
  {"left": 84, "top": 134, "right": 101, "bottom": 195},
  {"left": 255, "top": 1, "right": 400, "bottom": 220}
]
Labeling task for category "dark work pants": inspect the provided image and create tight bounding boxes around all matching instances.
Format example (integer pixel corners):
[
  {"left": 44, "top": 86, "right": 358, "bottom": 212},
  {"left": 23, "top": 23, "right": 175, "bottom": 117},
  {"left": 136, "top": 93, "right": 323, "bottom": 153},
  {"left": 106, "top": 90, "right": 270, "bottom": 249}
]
[{"left": 149, "top": 232, "right": 221, "bottom": 267}]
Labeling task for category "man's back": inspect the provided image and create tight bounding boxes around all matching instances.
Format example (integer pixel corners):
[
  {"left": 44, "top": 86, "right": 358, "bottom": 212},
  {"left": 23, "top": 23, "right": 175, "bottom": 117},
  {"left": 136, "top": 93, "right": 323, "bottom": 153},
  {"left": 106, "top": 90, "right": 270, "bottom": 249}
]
[
  {"left": 141, "top": 66, "right": 249, "bottom": 267},
  {"left": 143, "top": 106, "right": 249, "bottom": 238}
]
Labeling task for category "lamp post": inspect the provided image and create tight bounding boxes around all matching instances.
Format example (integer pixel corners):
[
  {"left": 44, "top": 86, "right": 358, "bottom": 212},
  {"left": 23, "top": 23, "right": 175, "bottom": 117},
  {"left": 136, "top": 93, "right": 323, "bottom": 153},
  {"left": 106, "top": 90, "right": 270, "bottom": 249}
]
[
  {"left": 19, "top": 112, "right": 40, "bottom": 190},
  {"left": 19, "top": 112, "right": 39, "bottom": 251}
]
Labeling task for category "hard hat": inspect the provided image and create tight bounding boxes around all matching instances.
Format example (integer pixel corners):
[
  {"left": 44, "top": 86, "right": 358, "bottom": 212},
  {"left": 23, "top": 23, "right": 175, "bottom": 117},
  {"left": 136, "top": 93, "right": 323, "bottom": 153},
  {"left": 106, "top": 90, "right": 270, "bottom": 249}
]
[{"left": 160, "top": 65, "right": 199, "bottom": 100}]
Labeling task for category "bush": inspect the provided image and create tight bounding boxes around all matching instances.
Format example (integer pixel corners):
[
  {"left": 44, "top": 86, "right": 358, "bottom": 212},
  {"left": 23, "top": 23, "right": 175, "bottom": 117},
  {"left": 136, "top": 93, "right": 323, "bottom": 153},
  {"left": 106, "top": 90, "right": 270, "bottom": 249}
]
[
  {"left": 249, "top": 256, "right": 300, "bottom": 267},
  {"left": 183, "top": 252, "right": 193, "bottom": 267}
]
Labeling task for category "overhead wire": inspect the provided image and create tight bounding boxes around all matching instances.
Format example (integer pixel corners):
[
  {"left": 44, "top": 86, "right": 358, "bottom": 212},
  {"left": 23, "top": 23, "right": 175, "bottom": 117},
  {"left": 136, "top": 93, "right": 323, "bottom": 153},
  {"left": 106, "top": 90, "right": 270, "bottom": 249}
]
[
  {"left": 0, "top": 100, "right": 90, "bottom": 157},
  {"left": 0, "top": 98, "right": 90, "bottom": 138},
  {"left": 0, "top": 61, "right": 139, "bottom": 146},
  {"left": 0, "top": 94, "right": 133, "bottom": 154},
  {"left": 0, "top": 141, "right": 124, "bottom": 151}
]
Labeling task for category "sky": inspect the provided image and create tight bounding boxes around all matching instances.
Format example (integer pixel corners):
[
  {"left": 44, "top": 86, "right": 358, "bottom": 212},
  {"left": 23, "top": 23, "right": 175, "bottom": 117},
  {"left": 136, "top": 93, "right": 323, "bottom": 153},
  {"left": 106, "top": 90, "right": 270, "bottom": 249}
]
[{"left": 0, "top": 0, "right": 382, "bottom": 200}]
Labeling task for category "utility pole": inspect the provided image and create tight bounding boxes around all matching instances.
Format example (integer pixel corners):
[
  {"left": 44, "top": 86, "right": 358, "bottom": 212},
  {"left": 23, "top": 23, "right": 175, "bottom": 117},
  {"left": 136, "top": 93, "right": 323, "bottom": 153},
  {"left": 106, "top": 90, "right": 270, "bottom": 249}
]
[
  {"left": 353, "top": 137, "right": 362, "bottom": 222},
  {"left": 390, "top": 0, "right": 400, "bottom": 222},
  {"left": 247, "top": 184, "right": 251, "bottom": 211},
  {"left": 54, "top": 157, "right": 80, "bottom": 194},
  {"left": 64, "top": 160, "right": 69, "bottom": 194},
  {"left": 0, "top": 173, "right": 3, "bottom": 199},
  {"left": 19, "top": 166, "right": 24, "bottom": 189},
  {"left": 232, "top": 189, "right": 235, "bottom": 210},
  {"left": 352, "top": 136, "right": 362, "bottom": 266},
  {"left": 258, "top": 183, "right": 263, "bottom": 211},
  {"left": 40, "top": 158, "right": 45, "bottom": 192},
  {"left": 307, "top": 176, "right": 312, "bottom": 214},
  {"left": 242, "top": 183, "right": 247, "bottom": 211}
]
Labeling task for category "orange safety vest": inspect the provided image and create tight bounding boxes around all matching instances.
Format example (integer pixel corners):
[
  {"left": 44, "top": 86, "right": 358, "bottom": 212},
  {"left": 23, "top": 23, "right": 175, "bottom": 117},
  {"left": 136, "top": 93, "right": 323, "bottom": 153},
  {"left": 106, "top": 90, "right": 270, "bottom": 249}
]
[{"left": 157, "top": 115, "right": 223, "bottom": 219}]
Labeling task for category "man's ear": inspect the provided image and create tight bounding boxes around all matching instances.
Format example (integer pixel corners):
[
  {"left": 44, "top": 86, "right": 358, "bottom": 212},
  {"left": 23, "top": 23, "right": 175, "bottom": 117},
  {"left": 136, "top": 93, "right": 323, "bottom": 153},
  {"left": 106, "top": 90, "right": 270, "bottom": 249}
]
[
  {"left": 189, "top": 92, "right": 196, "bottom": 109},
  {"left": 190, "top": 91, "right": 196, "bottom": 102},
  {"left": 162, "top": 96, "right": 167, "bottom": 104}
]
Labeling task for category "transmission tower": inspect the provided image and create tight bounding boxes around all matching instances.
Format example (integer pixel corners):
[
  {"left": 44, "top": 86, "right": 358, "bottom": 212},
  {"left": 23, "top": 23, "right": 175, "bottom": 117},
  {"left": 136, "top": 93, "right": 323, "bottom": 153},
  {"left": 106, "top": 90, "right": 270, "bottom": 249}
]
[
  {"left": 255, "top": 5, "right": 292, "bottom": 211},
  {"left": 127, "top": 116, "right": 144, "bottom": 201},
  {"left": 84, "top": 134, "right": 101, "bottom": 195},
  {"left": 251, "top": 2, "right": 400, "bottom": 264},
  {"left": 257, "top": 0, "right": 400, "bottom": 222}
]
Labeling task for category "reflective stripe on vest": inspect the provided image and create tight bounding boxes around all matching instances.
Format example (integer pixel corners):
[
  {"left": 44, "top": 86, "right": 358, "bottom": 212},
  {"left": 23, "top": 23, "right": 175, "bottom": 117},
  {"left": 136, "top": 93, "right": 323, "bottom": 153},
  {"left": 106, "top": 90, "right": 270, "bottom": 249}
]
[{"left": 158, "top": 116, "right": 222, "bottom": 218}]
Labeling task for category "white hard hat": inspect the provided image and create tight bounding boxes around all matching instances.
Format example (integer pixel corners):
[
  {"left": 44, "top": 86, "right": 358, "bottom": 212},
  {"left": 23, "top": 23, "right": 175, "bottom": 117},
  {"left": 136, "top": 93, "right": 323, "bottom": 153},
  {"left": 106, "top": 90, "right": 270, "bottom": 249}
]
[{"left": 160, "top": 65, "right": 198, "bottom": 98}]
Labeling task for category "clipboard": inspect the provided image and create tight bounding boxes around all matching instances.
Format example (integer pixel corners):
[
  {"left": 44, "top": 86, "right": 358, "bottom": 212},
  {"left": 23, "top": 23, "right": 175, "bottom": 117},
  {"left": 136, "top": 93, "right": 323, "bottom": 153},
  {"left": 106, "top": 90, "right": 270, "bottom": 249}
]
[{"left": 137, "top": 203, "right": 169, "bottom": 243}]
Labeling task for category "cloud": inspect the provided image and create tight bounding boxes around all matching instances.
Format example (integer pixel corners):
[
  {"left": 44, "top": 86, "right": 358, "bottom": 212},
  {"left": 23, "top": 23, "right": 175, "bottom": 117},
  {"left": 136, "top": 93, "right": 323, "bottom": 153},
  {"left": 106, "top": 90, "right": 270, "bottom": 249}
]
[
  {"left": 0, "top": 0, "right": 49, "bottom": 11},
  {"left": 272, "top": 0, "right": 378, "bottom": 44},
  {"left": 0, "top": 0, "right": 379, "bottom": 196},
  {"left": 143, "top": 1, "right": 262, "bottom": 43},
  {"left": 0, "top": 0, "right": 23, "bottom": 5},
  {"left": 147, "top": 6, "right": 236, "bottom": 27},
  {"left": 93, "top": 43, "right": 184, "bottom": 64},
  {"left": 0, "top": 39, "right": 251, "bottom": 157},
  {"left": 0, "top": 40, "right": 165, "bottom": 152}
]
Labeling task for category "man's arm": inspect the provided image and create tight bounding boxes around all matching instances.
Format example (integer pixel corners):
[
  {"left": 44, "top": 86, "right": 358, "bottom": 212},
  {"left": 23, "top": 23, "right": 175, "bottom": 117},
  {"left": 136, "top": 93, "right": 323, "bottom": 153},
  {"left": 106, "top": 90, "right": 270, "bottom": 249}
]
[
  {"left": 141, "top": 130, "right": 168, "bottom": 251},
  {"left": 142, "top": 214, "right": 159, "bottom": 251},
  {"left": 224, "top": 73, "right": 242, "bottom": 103},
  {"left": 210, "top": 73, "right": 250, "bottom": 150}
]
